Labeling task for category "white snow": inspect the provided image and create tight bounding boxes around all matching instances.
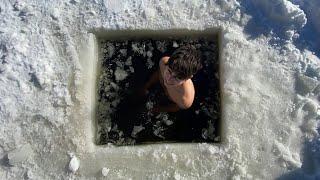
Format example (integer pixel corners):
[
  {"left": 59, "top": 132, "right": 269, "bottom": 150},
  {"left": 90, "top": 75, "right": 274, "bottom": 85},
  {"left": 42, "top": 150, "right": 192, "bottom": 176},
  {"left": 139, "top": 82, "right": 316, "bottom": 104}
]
[
  {"left": 0, "top": 0, "right": 320, "bottom": 179},
  {"left": 101, "top": 167, "right": 110, "bottom": 177},
  {"left": 273, "top": 140, "right": 302, "bottom": 169},
  {"left": 68, "top": 153, "right": 80, "bottom": 173},
  {"left": 7, "top": 144, "right": 33, "bottom": 166}
]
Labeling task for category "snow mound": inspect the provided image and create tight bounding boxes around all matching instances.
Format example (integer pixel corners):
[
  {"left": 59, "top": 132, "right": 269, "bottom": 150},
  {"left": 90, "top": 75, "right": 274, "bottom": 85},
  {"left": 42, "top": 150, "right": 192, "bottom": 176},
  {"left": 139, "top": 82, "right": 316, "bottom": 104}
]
[
  {"left": 253, "top": 0, "right": 307, "bottom": 29},
  {"left": 68, "top": 153, "right": 80, "bottom": 173},
  {"left": 1, "top": 0, "right": 320, "bottom": 179},
  {"left": 252, "top": 0, "right": 307, "bottom": 40}
]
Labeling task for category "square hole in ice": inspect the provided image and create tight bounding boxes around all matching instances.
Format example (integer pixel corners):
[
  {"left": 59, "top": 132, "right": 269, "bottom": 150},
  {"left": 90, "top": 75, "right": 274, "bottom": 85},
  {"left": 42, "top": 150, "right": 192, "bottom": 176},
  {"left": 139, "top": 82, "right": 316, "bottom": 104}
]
[{"left": 94, "top": 30, "right": 221, "bottom": 145}]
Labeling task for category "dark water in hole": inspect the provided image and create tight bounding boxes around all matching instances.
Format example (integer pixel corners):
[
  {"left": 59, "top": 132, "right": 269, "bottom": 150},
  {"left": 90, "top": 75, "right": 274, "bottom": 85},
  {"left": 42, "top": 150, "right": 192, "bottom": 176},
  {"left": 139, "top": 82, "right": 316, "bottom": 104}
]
[{"left": 97, "top": 38, "right": 220, "bottom": 145}]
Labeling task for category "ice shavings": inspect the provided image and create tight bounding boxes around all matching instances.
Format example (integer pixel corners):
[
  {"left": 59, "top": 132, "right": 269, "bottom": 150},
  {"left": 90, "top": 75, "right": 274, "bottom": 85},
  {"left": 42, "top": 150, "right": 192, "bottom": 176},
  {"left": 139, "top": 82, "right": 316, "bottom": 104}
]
[
  {"left": 131, "top": 125, "right": 145, "bottom": 138},
  {"left": 104, "top": 42, "right": 115, "bottom": 58},
  {"left": 132, "top": 42, "right": 145, "bottom": 55},
  {"left": 125, "top": 57, "right": 132, "bottom": 66},
  {"left": 156, "top": 41, "right": 166, "bottom": 53},
  {"left": 114, "top": 67, "right": 128, "bottom": 81},
  {"left": 146, "top": 101, "right": 154, "bottom": 110}
]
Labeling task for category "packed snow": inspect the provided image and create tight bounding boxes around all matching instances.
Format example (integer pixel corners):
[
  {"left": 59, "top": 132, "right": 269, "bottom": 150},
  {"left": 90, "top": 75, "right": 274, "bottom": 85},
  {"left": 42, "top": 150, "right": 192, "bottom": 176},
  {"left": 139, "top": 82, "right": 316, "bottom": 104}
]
[{"left": 0, "top": 0, "right": 320, "bottom": 179}]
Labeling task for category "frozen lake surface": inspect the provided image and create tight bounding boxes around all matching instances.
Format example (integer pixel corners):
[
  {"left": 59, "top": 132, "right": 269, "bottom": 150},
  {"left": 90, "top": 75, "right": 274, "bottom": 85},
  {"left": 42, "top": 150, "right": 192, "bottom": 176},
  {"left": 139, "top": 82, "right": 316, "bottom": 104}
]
[{"left": 0, "top": 0, "right": 320, "bottom": 179}]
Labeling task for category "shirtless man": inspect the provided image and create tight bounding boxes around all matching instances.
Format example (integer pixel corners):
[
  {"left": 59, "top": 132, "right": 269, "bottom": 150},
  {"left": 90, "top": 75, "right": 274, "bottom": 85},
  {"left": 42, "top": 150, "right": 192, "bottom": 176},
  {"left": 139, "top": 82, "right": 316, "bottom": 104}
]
[{"left": 142, "top": 45, "right": 202, "bottom": 113}]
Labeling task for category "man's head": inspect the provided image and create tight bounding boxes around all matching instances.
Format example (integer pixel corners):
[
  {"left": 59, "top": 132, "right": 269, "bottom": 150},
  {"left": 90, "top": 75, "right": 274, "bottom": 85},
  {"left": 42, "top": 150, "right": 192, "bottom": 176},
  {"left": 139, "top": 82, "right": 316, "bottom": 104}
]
[{"left": 164, "top": 45, "right": 202, "bottom": 86}]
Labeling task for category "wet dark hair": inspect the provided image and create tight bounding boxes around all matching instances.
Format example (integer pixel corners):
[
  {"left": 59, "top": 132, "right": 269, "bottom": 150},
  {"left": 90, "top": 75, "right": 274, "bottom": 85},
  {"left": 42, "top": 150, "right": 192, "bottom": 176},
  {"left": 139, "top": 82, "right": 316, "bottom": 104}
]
[{"left": 167, "top": 45, "right": 202, "bottom": 80}]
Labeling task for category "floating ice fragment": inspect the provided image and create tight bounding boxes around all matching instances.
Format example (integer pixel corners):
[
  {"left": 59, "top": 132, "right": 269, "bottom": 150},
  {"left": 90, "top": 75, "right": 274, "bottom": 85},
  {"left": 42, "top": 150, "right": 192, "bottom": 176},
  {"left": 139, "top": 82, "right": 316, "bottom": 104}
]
[
  {"left": 110, "top": 82, "right": 119, "bottom": 91},
  {"left": 146, "top": 51, "right": 153, "bottom": 57},
  {"left": 114, "top": 67, "right": 128, "bottom": 81},
  {"left": 153, "top": 129, "right": 165, "bottom": 139},
  {"left": 207, "top": 122, "right": 215, "bottom": 140},
  {"left": 165, "top": 120, "right": 173, "bottom": 126},
  {"left": 146, "top": 58, "right": 154, "bottom": 69},
  {"left": 155, "top": 114, "right": 162, "bottom": 119},
  {"left": 132, "top": 42, "right": 145, "bottom": 54},
  {"left": 129, "top": 67, "right": 134, "bottom": 73},
  {"left": 125, "top": 57, "right": 132, "bottom": 66},
  {"left": 68, "top": 153, "right": 80, "bottom": 173},
  {"left": 111, "top": 99, "right": 120, "bottom": 107},
  {"left": 115, "top": 61, "right": 124, "bottom": 68},
  {"left": 156, "top": 41, "right": 166, "bottom": 53},
  {"left": 131, "top": 43, "right": 138, "bottom": 51},
  {"left": 214, "top": 136, "right": 220, "bottom": 141},
  {"left": 146, "top": 101, "right": 154, "bottom": 110},
  {"left": 119, "top": 49, "right": 127, "bottom": 56},
  {"left": 201, "top": 106, "right": 214, "bottom": 118},
  {"left": 105, "top": 42, "right": 115, "bottom": 58},
  {"left": 147, "top": 42, "right": 154, "bottom": 51},
  {"left": 131, "top": 125, "right": 145, "bottom": 138},
  {"left": 101, "top": 167, "right": 110, "bottom": 177},
  {"left": 162, "top": 114, "right": 168, "bottom": 121},
  {"left": 195, "top": 44, "right": 201, "bottom": 48},
  {"left": 202, "top": 129, "right": 208, "bottom": 139},
  {"left": 172, "top": 41, "right": 179, "bottom": 48}
]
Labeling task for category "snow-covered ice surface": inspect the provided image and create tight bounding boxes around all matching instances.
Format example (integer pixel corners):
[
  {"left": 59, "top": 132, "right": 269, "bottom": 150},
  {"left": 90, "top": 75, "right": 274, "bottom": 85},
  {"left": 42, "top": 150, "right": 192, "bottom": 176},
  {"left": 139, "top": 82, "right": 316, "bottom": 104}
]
[{"left": 0, "top": 0, "right": 320, "bottom": 179}]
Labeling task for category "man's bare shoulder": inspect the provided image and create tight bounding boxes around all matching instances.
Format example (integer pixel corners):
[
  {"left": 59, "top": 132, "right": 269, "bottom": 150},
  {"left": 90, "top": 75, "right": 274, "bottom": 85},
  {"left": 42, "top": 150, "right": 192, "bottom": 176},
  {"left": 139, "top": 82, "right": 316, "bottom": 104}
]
[
  {"left": 179, "top": 80, "right": 195, "bottom": 109},
  {"left": 161, "top": 56, "right": 170, "bottom": 63},
  {"left": 183, "top": 80, "right": 195, "bottom": 96}
]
